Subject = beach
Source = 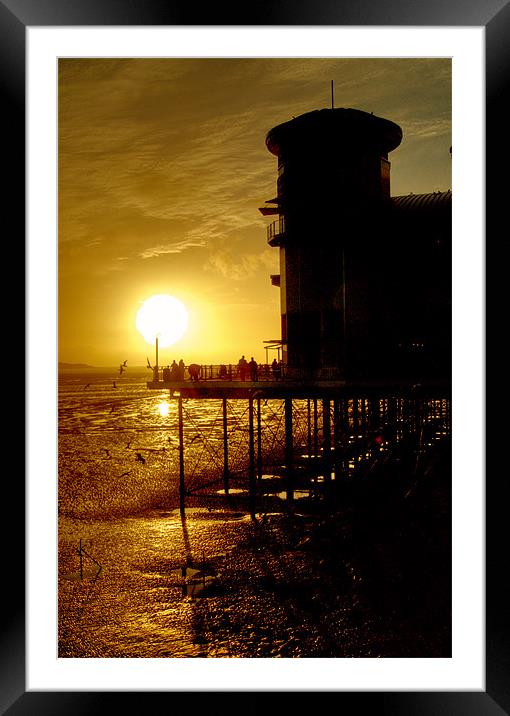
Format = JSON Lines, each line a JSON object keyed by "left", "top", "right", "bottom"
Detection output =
{"left": 58, "top": 368, "right": 451, "bottom": 658}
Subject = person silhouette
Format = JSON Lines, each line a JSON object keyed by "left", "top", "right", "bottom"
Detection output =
{"left": 188, "top": 363, "right": 201, "bottom": 381}
{"left": 248, "top": 357, "right": 258, "bottom": 381}
{"left": 170, "top": 360, "right": 179, "bottom": 381}
{"left": 238, "top": 355, "right": 247, "bottom": 381}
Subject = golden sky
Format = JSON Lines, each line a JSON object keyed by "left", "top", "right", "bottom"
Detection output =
{"left": 58, "top": 58, "right": 451, "bottom": 367}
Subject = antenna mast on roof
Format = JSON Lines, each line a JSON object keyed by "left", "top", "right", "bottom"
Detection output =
{"left": 331, "top": 80, "right": 334, "bottom": 109}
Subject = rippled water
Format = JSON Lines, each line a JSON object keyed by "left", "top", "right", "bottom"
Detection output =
{"left": 58, "top": 368, "right": 451, "bottom": 658}
{"left": 58, "top": 368, "right": 309, "bottom": 658}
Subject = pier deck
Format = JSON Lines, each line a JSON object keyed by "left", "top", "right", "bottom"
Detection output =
{"left": 146, "top": 378, "right": 449, "bottom": 399}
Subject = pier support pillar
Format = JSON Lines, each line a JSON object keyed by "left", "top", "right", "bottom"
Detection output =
{"left": 178, "top": 395, "right": 185, "bottom": 515}
{"left": 333, "top": 399, "right": 341, "bottom": 480}
{"left": 284, "top": 397, "right": 294, "bottom": 502}
{"left": 222, "top": 397, "right": 229, "bottom": 495}
{"left": 322, "top": 399, "right": 332, "bottom": 482}
{"left": 307, "top": 399, "right": 312, "bottom": 461}
{"left": 257, "top": 398, "right": 263, "bottom": 481}
{"left": 313, "top": 398, "right": 319, "bottom": 468}
{"left": 248, "top": 394, "right": 256, "bottom": 518}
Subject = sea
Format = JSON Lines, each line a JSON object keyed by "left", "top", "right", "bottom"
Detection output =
{"left": 57, "top": 366, "right": 319, "bottom": 659}
{"left": 57, "top": 366, "right": 451, "bottom": 660}
{"left": 58, "top": 365, "right": 295, "bottom": 520}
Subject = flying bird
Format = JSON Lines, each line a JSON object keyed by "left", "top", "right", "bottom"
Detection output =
{"left": 119, "top": 471, "right": 131, "bottom": 478}
{"left": 135, "top": 452, "right": 146, "bottom": 464}
{"left": 146, "top": 356, "right": 152, "bottom": 370}
{"left": 84, "top": 383, "right": 91, "bottom": 390}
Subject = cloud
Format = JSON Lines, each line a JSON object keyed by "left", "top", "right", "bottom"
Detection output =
{"left": 400, "top": 116, "right": 451, "bottom": 140}
{"left": 205, "top": 248, "right": 276, "bottom": 281}
{"left": 139, "top": 239, "right": 206, "bottom": 258}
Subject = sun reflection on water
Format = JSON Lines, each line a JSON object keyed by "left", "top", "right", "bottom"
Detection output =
{"left": 157, "top": 401, "right": 170, "bottom": 417}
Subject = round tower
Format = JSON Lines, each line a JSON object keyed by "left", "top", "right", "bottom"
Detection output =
{"left": 264, "top": 108, "right": 403, "bottom": 379}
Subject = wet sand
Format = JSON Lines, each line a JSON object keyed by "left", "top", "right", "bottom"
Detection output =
{"left": 59, "top": 448, "right": 451, "bottom": 659}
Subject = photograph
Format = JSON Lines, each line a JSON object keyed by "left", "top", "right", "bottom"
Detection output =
{"left": 3, "top": 2, "right": 495, "bottom": 712}
{"left": 57, "top": 56, "right": 453, "bottom": 661}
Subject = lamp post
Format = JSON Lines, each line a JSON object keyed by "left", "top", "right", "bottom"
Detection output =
{"left": 153, "top": 333, "right": 160, "bottom": 382}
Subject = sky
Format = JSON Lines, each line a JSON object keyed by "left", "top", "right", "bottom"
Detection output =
{"left": 58, "top": 58, "right": 451, "bottom": 368}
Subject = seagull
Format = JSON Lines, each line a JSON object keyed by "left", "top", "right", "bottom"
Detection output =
{"left": 135, "top": 452, "right": 146, "bottom": 464}
{"left": 119, "top": 471, "right": 131, "bottom": 478}
{"left": 146, "top": 356, "right": 152, "bottom": 370}
{"left": 84, "top": 383, "right": 91, "bottom": 390}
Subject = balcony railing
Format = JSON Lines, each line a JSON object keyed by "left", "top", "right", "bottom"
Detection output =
{"left": 267, "top": 216, "right": 285, "bottom": 244}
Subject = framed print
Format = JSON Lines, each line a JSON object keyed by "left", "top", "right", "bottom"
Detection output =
{"left": 6, "top": 0, "right": 495, "bottom": 713}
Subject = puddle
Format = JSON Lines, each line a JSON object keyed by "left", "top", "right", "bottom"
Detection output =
{"left": 60, "top": 567, "right": 101, "bottom": 581}
{"left": 275, "top": 490, "right": 314, "bottom": 501}
{"left": 215, "top": 488, "right": 247, "bottom": 496}
{"left": 169, "top": 564, "right": 221, "bottom": 598}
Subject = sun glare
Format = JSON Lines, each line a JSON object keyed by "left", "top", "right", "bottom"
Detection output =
{"left": 136, "top": 294, "right": 189, "bottom": 347}
{"left": 157, "top": 402, "right": 170, "bottom": 418}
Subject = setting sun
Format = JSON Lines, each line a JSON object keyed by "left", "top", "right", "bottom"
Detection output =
{"left": 136, "top": 294, "right": 189, "bottom": 347}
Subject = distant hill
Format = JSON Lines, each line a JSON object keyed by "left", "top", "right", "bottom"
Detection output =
{"left": 58, "top": 362, "right": 95, "bottom": 369}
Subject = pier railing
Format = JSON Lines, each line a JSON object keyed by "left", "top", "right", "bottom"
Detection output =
{"left": 150, "top": 362, "right": 288, "bottom": 383}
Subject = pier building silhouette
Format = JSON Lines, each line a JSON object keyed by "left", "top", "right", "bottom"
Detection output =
{"left": 148, "top": 106, "right": 451, "bottom": 516}
{"left": 260, "top": 107, "right": 451, "bottom": 383}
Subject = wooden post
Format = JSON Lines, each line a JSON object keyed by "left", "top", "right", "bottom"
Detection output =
{"left": 387, "top": 397, "right": 397, "bottom": 445}
{"left": 351, "top": 398, "right": 359, "bottom": 433}
{"left": 313, "top": 398, "right": 319, "bottom": 461}
{"left": 333, "top": 399, "right": 340, "bottom": 479}
{"left": 178, "top": 395, "right": 185, "bottom": 515}
{"left": 341, "top": 398, "right": 349, "bottom": 474}
{"left": 285, "top": 397, "right": 294, "bottom": 502}
{"left": 257, "top": 398, "right": 263, "bottom": 481}
{"left": 322, "top": 399, "right": 331, "bottom": 481}
{"left": 360, "top": 398, "right": 367, "bottom": 431}
{"left": 248, "top": 395, "right": 256, "bottom": 518}
{"left": 307, "top": 399, "right": 312, "bottom": 460}
{"left": 222, "top": 397, "right": 229, "bottom": 495}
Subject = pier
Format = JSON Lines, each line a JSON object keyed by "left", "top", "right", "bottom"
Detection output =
{"left": 147, "top": 366, "right": 450, "bottom": 518}
{"left": 147, "top": 106, "right": 452, "bottom": 520}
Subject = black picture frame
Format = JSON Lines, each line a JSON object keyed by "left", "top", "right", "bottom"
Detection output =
{"left": 7, "top": 1, "right": 494, "bottom": 714}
